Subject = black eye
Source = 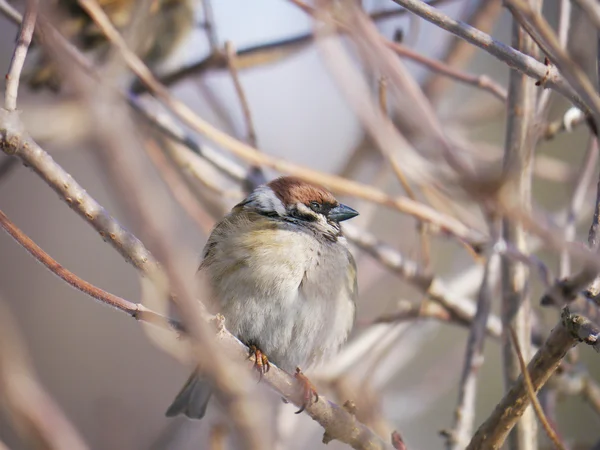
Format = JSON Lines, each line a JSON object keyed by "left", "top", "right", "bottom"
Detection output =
{"left": 309, "top": 201, "right": 321, "bottom": 212}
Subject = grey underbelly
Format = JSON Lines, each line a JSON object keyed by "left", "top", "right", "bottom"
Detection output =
{"left": 220, "top": 295, "right": 330, "bottom": 373}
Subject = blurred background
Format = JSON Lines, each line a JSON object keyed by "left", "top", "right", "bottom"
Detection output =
{"left": 0, "top": 0, "right": 599, "bottom": 449}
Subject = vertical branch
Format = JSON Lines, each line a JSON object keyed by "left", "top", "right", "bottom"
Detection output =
{"left": 445, "top": 249, "right": 498, "bottom": 450}
{"left": 4, "top": 0, "right": 37, "bottom": 110}
{"left": 501, "top": 1, "right": 541, "bottom": 448}
{"left": 225, "top": 41, "right": 258, "bottom": 148}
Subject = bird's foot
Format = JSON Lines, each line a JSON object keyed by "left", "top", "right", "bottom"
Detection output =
{"left": 294, "top": 367, "right": 319, "bottom": 414}
{"left": 248, "top": 345, "right": 270, "bottom": 381}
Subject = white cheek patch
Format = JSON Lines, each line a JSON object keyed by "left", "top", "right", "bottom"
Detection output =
{"left": 246, "top": 186, "right": 286, "bottom": 216}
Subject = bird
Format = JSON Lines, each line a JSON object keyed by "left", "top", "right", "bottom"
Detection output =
{"left": 24, "top": 0, "right": 195, "bottom": 91}
{"left": 165, "top": 176, "right": 359, "bottom": 419}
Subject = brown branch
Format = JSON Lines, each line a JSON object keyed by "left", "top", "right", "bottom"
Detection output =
{"left": 142, "top": 138, "right": 215, "bottom": 235}
{"left": 466, "top": 313, "right": 581, "bottom": 450}
{"left": 385, "top": 39, "right": 507, "bottom": 102}
{"left": 4, "top": 0, "right": 37, "bottom": 111}
{"left": 509, "top": 327, "right": 568, "bottom": 450}
{"left": 388, "top": 0, "right": 584, "bottom": 111}
{"left": 422, "top": 0, "right": 503, "bottom": 104}
{"left": 446, "top": 252, "right": 496, "bottom": 449}
{"left": 501, "top": 2, "right": 541, "bottom": 446}
{"left": 0, "top": 109, "right": 157, "bottom": 272}
{"left": 0, "top": 207, "right": 175, "bottom": 330}
{"left": 225, "top": 41, "right": 258, "bottom": 148}
{"left": 505, "top": 0, "right": 600, "bottom": 125}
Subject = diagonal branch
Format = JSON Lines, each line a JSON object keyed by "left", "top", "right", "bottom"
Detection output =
{"left": 388, "top": 0, "right": 583, "bottom": 110}
{"left": 467, "top": 312, "right": 581, "bottom": 450}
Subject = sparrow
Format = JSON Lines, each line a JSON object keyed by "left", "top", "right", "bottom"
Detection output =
{"left": 25, "top": 0, "right": 194, "bottom": 90}
{"left": 165, "top": 176, "right": 359, "bottom": 419}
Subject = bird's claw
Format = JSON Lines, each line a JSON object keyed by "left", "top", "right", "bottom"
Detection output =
{"left": 294, "top": 367, "right": 318, "bottom": 414}
{"left": 248, "top": 345, "right": 270, "bottom": 381}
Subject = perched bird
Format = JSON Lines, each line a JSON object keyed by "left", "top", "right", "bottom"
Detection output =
{"left": 166, "top": 176, "right": 359, "bottom": 419}
{"left": 25, "top": 0, "right": 194, "bottom": 90}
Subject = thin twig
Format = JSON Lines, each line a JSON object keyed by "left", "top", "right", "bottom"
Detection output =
{"left": 561, "top": 138, "right": 598, "bottom": 277}
{"left": 0, "top": 207, "right": 176, "bottom": 330}
{"left": 143, "top": 138, "right": 215, "bottom": 235}
{"left": 225, "top": 41, "right": 258, "bottom": 148}
{"left": 4, "top": 0, "right": 37, "bottom": 111}
{"left": 446, "top": 251, "right": 497, "bottom": 450}
{"left": 388, "top": 0, "right": 584, "bottom": 110}
{"left": 509, "top": 326, "right": 568, "bottom": 450}
{"left": 201, "top": 0, "right": 218, "bottom": 51}
{"left": 422, "top": 0, "right": 503, "bottom": 104}
{"left": 376, "top": 74, "right": 431, "bottom": 267}
{"left": 385, "top": 39, "right": 507, "bottom": 102}
{"left": 467, "top": 314, "right": 580, "bottom": 450}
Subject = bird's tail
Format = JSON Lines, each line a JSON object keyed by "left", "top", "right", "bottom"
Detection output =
{"left": 165, "top": 372, "right": 213, "bottom": 419}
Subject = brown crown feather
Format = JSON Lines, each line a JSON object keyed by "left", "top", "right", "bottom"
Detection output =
{"left": 268, "top": 177, "right": 338, "bottom": 207}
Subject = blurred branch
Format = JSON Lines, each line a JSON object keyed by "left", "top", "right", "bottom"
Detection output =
{"left": 0, "top": 301, "right": 89, "bottom": 450}
{"left": 4, "top": 0, "right": 37, "bottom": 111}
{"left": 467, "top": 312, "right": 582, "bottom": 450}
{"left": 385, "top": 39, "right": 507, "bottom": 102}
{"left": 505, "top": 0, "right": 600, "bottom": 126}
{"left": 389, "top": 0, "right": 585, "bottom": 111}
{"left": 445, "top": 251, "right": 497, "bottom": 450}
{"left": 0, "top": 0, "right": 22, "bottom": 24}
{"left": 561, "top": 138, "right": 598, "bottom": 277}
{"left": 509, "top": 327, "right": 567, "bottom": 450}
{"left": 142, "top": 138, "right": 215, "bottom": 234}
{"left": 423, "top": 0, "right": 503, "bottom": 104}
{"left": 132, "top": 2, "right": 453, "bottom": 94}
{"left": 201, "top": 0, "right": 218, "bottom": 51}
{"left": 501, "top": 1, "right": 540, "bottom": 447}
{"left": 225, "top": 41, "right": 258, "bottom": 148}
{"left": 571, "top": 0, "right": 600, "bottom": 30}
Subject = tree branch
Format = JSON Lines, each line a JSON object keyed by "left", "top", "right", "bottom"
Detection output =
{"left": 467, "top": 312, "right": 581, "bottom": 450}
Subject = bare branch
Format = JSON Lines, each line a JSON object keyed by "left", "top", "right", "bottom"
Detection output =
{"left": 423, "top": 0, "right": 503, "bottom": 103}
{"left": 467, "top": 314, "right": 581, "bottom": 450}
{"left": 225, "top": 41, "right": 258, "bottom": 148}
{"left": 501, "top": 2, "right": 540, "bottom": 447}
{"left": 509, "top": 327, "right": 567, "bottom": 450}
{"left": 388, "top": 0, "right": 584, "bottom": 110}
{"left": 385, "top": 39, "right": 507, "bottom": 102}
{"left": 446, "top": 252, "right": 497, "bottom": 450}
{"left": 505, "top": 0, "right": 600, "bottom": 125}
{"left": 4, "top": 0, "right": 37, "bottom": 111}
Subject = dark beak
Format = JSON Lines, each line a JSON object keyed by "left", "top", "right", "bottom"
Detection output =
{"left": 329, "top": 203, "right": 359, "bottom": 222}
